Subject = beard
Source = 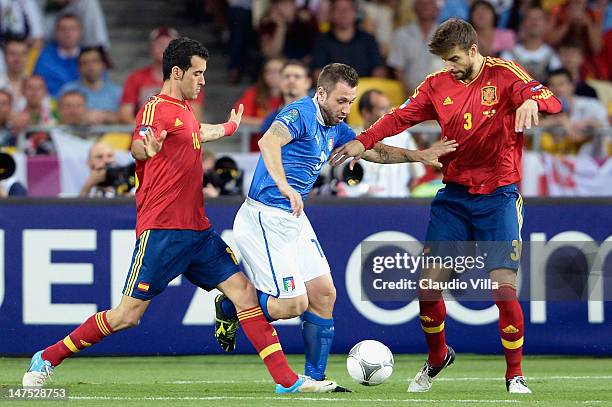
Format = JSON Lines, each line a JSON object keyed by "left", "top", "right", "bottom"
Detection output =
{"left": 319, "top": 102, "right": 340, "bottom": 126}
{"left": 453, "top": 64, "right": 475, "bottom": 81}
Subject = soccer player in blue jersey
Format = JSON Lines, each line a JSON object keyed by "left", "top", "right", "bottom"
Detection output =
{"left": 214, "top": 63, "right": 457, "bottom": 389}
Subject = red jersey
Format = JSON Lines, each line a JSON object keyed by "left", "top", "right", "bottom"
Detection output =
{"left": 131, "top": 94, "right": 210, "bottom": 237}
{"left": 358, "top": 56, "right": 562, "bottom": 194}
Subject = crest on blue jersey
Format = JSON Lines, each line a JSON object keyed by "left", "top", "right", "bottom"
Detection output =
{"left": 279, "top": 109, "right": 300, "bottom": 125}
{"left": 328, "top": 137, "right": 334, "bottom": 151}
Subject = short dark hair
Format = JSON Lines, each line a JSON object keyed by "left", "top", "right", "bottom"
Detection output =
{"left": 469, "top": 0, "right": 498, "bottom": 28}
{"left": 282, "top": 59, "right": 309, "bottom": 75}
{"left": 55, "top": 13, "right": 80, "bottom": 29}
{"left": 546, "top": 68, "right": 573, "bottom": 84}
{"left": 429, "top": 18, "right": 478, "bottom": 56}
{"left": 317, "top": 63, "right": 359, "bottom": 94}
{"left": 3, "top": 34, "right": 27, "bottom": 49}
{"left": 78, "top": 46, "right": 111, "bottom": 68}
{"left": 162, "top": 37, "right": 209, "bottom": 81}
{"left": 558, "top": 38, "right": 584, "bottom": 52}
{"left": 358, "top": 89, "right": 384, "bottom": 114}
{"left": 60, "top": 90, "right": 86, "bottom": 103}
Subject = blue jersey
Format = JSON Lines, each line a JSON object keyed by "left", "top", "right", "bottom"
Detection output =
{"left": 248, "top": 96, "right": 356, "bottom": 211}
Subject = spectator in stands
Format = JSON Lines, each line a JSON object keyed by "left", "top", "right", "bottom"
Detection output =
{"left": 546, "top": 0, "right": 603, "bottom": 63}
{"left": 469, "top": 0, "right": 515, "bottom": 56}
{"left": 501, "top": 6, "right": 562, "bottom": 83}
{"left": 557, "top": 40, "right": 599, "bottom": 99}
{"left": 357, "top": 88, "right": 425, "bottom": 197}
{"left": 234, "top": 56, "right": 284, "bottom": 129}
{"left": 259, "top": 0, "right": 319, "bottom": 62}
{"left": 0, "top": 90, "right": 16, "bottom": 148}
{"left": 387, "top": 0, "right": 445, "bottom": 95}
{"left": 42, "top": 0, "right": 110, "bottom": 50}
{"left": 437, "top": 0, "right": 470, "bottom": 24}
{"left": 595, "top": 29, "right": 612, "bottom": 80}
{"left": 11, "top": 75, "right": 55, "bottom": 133}
{"left": 227, "top": 1, "right": 256, "bottom": 83}
{"left": 60, "top": 46, "right": 120, "bottom": 124}
{"left": 359, "top": 0, "right": 395, "bottom": 58}
{"left": 58, "top": 90, "right": 88, "bottom": 127}
{"left": 33, "top": 14, "right": 81, "bottom": 97}
{"left": 119, "top": 26, "right": 204, "bottom": 124}
{"left": 541, "top": 68, "right": 609, "bottom": 156}
{"left": 202, "top": 150, "right": 220, "bottom": 198}
{"left": 260, "top": 59, "right": 312, "bottom": 133}
{"left": 0, "top": 37, "right": 30, "bottom": 112}
{"left": 79, "top": 141, "right": 117, "bottom": 197}
{"left": 0, "top": 0, "right": 44, "bottom": 51}
{"left": 311, "top": 0, "right": 385, "bottom": 80}
{"left": 505, "top": 0, "right": 541, "bottom": 32}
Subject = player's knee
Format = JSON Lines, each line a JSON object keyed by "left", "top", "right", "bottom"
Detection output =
{"left": 312, "top": 284, "right": 336, "bottom": 308}
{"left": 113, "top": 313, "right": 140, "bottom": 330}
{"left": 285, "top": 296, "right": 309, "bottom": 317}
{"left": 108, "top": 309, "right": 142, "bottom": 331}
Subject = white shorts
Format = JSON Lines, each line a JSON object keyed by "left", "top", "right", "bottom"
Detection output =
{"left": 233, "top": 198, "right": 331, "bottom": 298}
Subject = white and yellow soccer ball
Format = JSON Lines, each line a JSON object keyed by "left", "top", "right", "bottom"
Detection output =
{"left": 346, "top": 340, "right": 394, "bottom": 386}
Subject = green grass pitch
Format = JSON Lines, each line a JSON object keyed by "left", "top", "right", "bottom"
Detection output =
{"left": 1, "top": 354, "right": 610, "bottom": 406}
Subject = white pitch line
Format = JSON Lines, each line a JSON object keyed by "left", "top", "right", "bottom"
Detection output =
{"left": 69, "top": 396, "right": 522, "bottom": 403}
{"left": 161, "top": 375, "right": 612, "bottom": 385}
{"left": 68, "top": 375, "right": 612, "bottom": 386}
{"left": 435, "top": 376, "right": 612, "bottom": 382}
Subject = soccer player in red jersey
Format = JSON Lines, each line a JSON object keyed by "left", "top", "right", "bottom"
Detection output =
{"left": 331, "top": 18, "right": 562, "bottom": 394}
{"left": 23, "top": 37, "right": 336, "bottom": 394}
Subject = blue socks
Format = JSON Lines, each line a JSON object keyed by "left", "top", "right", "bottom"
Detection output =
{"left": 220, "top": 290, "right": 275, "bottom": 322}
{"left": 257, "top": 290, "right": 275, "bottom": 322}
{"left": 302, "top": 311, "right": 334, "bottom": 380}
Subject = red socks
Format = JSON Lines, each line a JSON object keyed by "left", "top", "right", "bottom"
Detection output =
{"left": 42, "top": 311, "right": 114, "bottom": 367}
{"left": 493, "top": 285, "right": 524, "bottom": 379}
{"left": 418, "top": 289, "right": 447, "bottom": 366}
{"left": 238, "top": 306, "right": 298, "bottom": 388}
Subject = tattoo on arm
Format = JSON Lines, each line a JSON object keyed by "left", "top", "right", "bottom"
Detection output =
{"left": 362, "top": 143, "right": 418, "bottom": 163}
{"left": 266, "top": 121, "right": 293, "bottom": 146}
{"left": 200, "top": 123, "right": 224, "bottom": 142}
{"left": 377, "top": 144, "right": 391, "bottom": 162}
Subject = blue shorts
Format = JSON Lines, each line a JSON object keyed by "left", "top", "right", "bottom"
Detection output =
{"left": 424, "top": 183, "right": 524, "bottom": 272}
{"left": 122, "top": 228, "right": 240, "bottom": 300}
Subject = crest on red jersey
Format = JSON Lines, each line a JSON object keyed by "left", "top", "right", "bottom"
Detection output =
{"left": 481, "top": 85, "right": 498, "bottom": 106}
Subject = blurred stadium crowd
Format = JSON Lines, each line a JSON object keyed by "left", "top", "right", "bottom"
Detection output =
{"left": 0, "top": 0, "right": 610, "bottom": 199}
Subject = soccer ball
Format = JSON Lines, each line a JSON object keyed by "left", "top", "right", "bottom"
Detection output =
{"left": 346, "top": 340, "right": 394, "bottom": 386}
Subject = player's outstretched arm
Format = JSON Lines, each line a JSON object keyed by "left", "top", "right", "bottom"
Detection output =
{"left": 131, "top": 127, "right": 167, "bottom": 161}
{"left": 200, "top": 104, "right": 244, "bottom": 142}
{"left": 329, "top": 139, "right": 366, "bottom": 167}
{"left": 258, "top": 121, "right": 303, "bottom": 217}
{"left": 362, "top": 138, "right": 458, "bottom": 167}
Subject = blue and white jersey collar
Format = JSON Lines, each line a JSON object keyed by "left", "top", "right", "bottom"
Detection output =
{"left": 312, "top": 95, "right": 326, "bottom": 127}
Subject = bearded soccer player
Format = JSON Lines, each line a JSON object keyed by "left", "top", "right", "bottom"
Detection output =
{"left": 22, "top": 37, "right": 337, "bottom": 394}
{"left": 213, "top": 63, "right": 457, "bottom": 391}
{"left": 331, "top": 18, "right": 562, "bottom": 394}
